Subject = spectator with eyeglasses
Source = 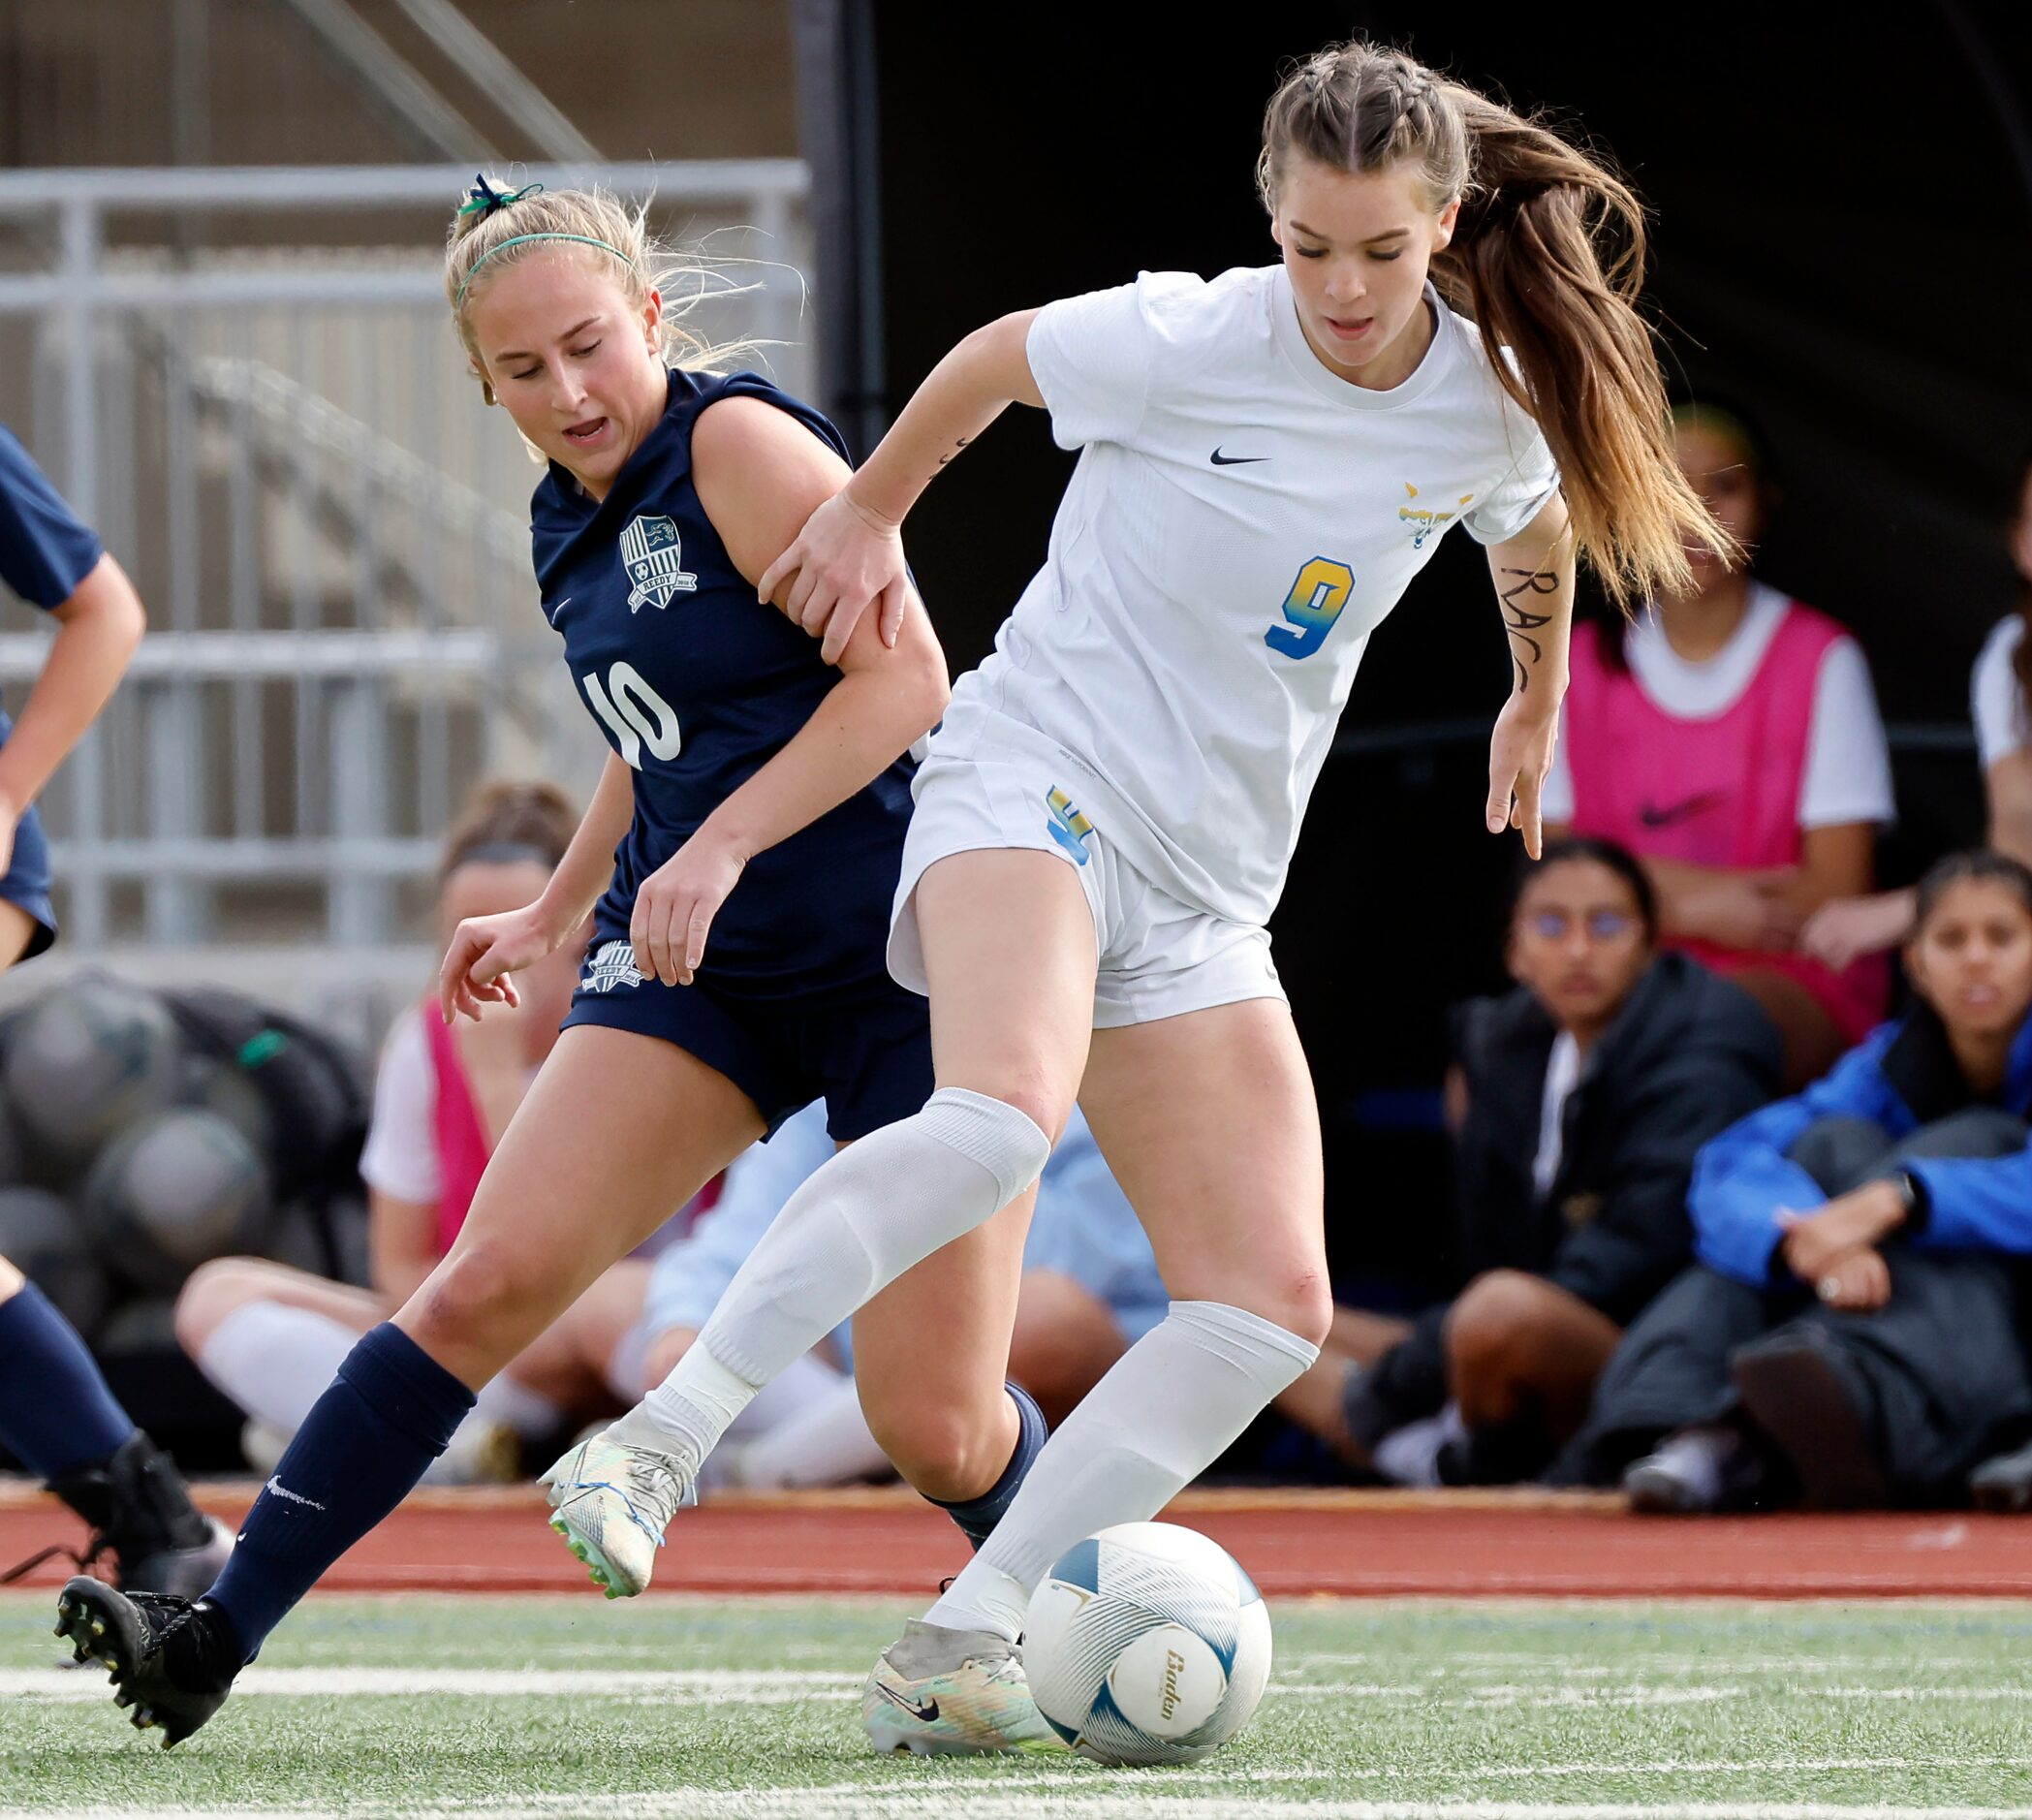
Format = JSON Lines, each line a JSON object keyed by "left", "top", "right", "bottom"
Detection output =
{"left": 1317, "top": 837, "right": 1781, "bottom": 1485}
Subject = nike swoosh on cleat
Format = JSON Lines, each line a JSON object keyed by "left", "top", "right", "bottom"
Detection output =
{"left": 873, "top": 1682, "right": 941, "bottom": 1723}
{"left": 1210, "top": 447, "right": 1267, "bottom": 465}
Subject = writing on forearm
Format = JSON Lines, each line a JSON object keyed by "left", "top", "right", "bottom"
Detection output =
{"left": 1498, "top": 565, "right": 1558, "bottom": 692}
{"left": 932, "top": 433, "right": 973, "bottom": 478}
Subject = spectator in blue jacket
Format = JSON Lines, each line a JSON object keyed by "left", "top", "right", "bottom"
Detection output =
{"left": 1557, "top": 850, "right": 2032, "bottom": 1509}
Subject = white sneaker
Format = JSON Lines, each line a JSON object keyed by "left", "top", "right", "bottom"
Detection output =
{"left": 861, "top": 1619, "right": 1061, "bottom": 1756}
{"left": 540, "top": 1428, "right": 695, "bottom": 1598}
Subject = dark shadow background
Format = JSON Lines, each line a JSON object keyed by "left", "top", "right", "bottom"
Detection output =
{"left": 812, "top": 2, "right": 2032, "bottom": 1301}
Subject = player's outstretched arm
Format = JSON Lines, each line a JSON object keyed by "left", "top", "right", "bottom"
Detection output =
{"left": 621, "top": 396, "right": 952, "bottom": 988}
{"left": 758, "top": 308, "right": 1045, "bottom": 663}
{"left": 1483, "top": 493, "right": 1575, "bottom": 862}
{"left": 0, "top": 553, "right": 144, "bottom": 873}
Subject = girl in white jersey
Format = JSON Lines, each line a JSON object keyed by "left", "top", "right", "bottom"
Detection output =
{"left": 555, "top": 40, "right": 1734, "bottom": 1755}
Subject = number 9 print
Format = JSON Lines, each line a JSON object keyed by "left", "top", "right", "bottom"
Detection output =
{"left": 1264, "top": 558, "right": 1355, "bottom": 662}
{"left": 580, "top": 662, "right": 681, "bottom": 769}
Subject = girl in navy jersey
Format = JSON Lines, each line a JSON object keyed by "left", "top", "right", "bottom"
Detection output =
{"left": 57, "top": 176, "right": 961, "bottom": 1744}
{"left": 571, "top": 41, "right": 1736, "bottom": 1757}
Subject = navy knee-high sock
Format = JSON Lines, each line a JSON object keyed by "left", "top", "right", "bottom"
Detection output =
{"left": 931, "top": 1383, "right": 1048, "bottom": 1551}
{"left": 207, "top": 1324, "right": 474, "bottom": 1662}
{"left": 0, "top": 1283, "right": 135, "bottom": 1478}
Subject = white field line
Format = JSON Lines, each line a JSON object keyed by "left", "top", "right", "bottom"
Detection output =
{"left": 11, "top": 1666, "right": 2032, "bottom": 1710}
{"left": 23, "top": 1800, "right": 2032, "bottom": 1820}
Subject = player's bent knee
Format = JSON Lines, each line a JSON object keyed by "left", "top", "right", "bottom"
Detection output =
{"left": 863, "top": 1389, "right": 1008, "bottom": 1500}
{"left": 402, "top": 1245, "right": 547, "bottom": 1359}
{"left": 173, "top": 1256, "right": 273, "bottom": 1350}
{"left": 1207, "top": 1269, "right": 1333, "bottom": 1351}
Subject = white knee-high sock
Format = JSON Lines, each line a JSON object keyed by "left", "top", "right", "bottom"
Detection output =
{"left": 197, "top": 1301, "right": 360, "bottom": 1435}
{"left": 472, "top": 1369, "right": 564, "bottom": 1441}
{"left": 626, "top": 1088, "right": 1049, "bottom": 1466}
{"left": 722, "top": 1350, "right": 847, "bottom": 1440}
{"left": 726, "top": 1369, "right": 892, "bottom": 1489}
{"left": 925, "top": 1301, "right": 1320, "bottom": 1641}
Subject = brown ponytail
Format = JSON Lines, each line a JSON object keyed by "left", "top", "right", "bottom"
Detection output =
{"left": 1260, "top": 43, "right": 1737, "bottom": 607}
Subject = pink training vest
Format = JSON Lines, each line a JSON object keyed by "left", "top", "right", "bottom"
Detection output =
{"left": 421, "top": 1004, "right": 492, "bottom": 1256}
{"left": 1564, "top": 601, "right": 1888, "bottom": 1044}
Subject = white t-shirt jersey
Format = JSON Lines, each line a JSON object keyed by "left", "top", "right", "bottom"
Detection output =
{"left": 358, "top": 1004, "right": 440, "bottom": 1204}
{"left": 1972, "top": 614, "right": 2026, "bottom": 772}
{"left": 1541, "top": 582, "right": 1894, "bottom": 831}
{"left": 932, "top": 266, "right": 1559, "bottom": 928}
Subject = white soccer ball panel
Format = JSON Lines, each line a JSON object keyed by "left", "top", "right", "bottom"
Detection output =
{"left": 1092, "top": 1521, "right": 1246, "bottom": 1585}
{"left": 1217, "top": 1594, "right": 1274, "bottom": 1737}
{"left": 1106, "top": 1622, "right": 1225, "bottom": 1739}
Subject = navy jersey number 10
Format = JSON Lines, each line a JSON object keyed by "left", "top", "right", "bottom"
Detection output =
{"left": 580, "top": 661, "right": 681, "bottom": 769}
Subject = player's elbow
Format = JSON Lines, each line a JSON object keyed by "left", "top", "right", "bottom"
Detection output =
{"left": 890, "top": 633, "right": 951, "bottom": 737}
{"left": 63, "top": 554, "right": 147, "bottom": 648}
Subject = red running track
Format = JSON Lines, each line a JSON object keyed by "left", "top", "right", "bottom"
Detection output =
{"left": 3, "top": 1484, "right": 2027, "bottom": 1600}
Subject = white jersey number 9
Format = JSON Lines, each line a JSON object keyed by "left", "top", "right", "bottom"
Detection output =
{"left": 580, "top": 662, "right": 682, "bottom": 769}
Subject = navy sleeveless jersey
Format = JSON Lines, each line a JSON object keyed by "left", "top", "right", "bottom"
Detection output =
{"left": 532, "top": 370, "right": 918, "bottom": 1005}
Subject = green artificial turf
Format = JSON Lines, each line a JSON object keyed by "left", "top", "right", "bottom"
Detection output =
{"left": 4, "top": 1592, "right": 2030, "bottom": 1816}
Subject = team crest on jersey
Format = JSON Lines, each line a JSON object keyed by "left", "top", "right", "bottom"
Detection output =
{"left": 620, "top": 515, "right": 700, "bottom": 613}
{"left": 1398, "top": 481, "right": 1476, "bottom": 550}
{"left": 581, "top": 939, "right": 646, "bottom": 994}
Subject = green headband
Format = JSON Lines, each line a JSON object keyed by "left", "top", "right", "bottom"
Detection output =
{"left": 454, "top": 233, "right": 639, "bottom": 308}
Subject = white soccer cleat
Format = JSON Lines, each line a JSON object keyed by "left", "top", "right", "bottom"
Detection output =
{"left": 540, "top": 1428, "right": 695, "bottom": 1599}
{"left": 861, "top": 1618, "right": 1062, "bottom": 1756}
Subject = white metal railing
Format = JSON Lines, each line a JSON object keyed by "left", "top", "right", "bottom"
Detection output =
{"left": 0, "top": 162, "right": 812, "bottom": 953}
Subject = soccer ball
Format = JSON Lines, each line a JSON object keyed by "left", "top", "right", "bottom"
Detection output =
{"left": 1022, "top": 1521, "right": 1272, "bottom": 1765}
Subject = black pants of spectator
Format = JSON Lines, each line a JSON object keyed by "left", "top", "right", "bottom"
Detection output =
{"left": 1549, "top": 1109, "right": 2032, "bottom": 1496}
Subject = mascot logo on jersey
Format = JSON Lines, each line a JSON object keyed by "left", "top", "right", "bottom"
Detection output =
{"left": 1398, "top": 482, "right": 1477, "bottom": 550}
{"left": 620, "top": 515, "right": 700, "bottom": 613}
{"left": 581, "top": 939, "right": 647, "bottom": 994}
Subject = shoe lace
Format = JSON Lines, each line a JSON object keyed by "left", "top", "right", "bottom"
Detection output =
{"left": 567, "top": 1449, "right": 694, "bottom": 1551}
{"left": 0, "top": 1531, "right": 111, "bottom": 1587}
{"left": 141, "top": 1596, "right": 200, "bottom": 1659}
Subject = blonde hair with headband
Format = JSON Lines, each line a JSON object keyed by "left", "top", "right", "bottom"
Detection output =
{"left": 445, "top": 174, "right": 766, "bottom": 405}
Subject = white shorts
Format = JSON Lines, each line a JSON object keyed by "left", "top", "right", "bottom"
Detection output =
{"left": 887, "top": 738, "right": 1285, "bottom": 1031}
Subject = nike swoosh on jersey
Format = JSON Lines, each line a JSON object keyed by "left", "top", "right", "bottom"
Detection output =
{"left": 1639, "top": 791, "right": 1728, "bottom": 829}
{"left": 1209, "top": 447, "right": 1267, "bottom": 465}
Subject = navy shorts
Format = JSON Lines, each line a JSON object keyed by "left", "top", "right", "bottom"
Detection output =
{"left": 1, "top": 800, "right": 56, "bottom": 961}
{"left": 559, "top": 932, "right": 933, "bottom": 1143}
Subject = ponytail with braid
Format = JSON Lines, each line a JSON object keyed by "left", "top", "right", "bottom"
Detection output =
{"left": 1260, "top": 43, "right": 1735, "bottom": 607}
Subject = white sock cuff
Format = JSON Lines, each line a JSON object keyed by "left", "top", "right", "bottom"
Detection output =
{"left": 1167, "top": 1299, "right": 1321, "bottom": 1376}
{"left": 919, "top": 1086, "right": 1052, "bottom": 1206}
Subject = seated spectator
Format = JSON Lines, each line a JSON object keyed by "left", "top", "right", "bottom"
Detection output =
{"left": 175, "top": 782, "right": 646, "bottom": 1478}
{"left": 1545, "top": 401, "right": 1894, "bottom": 1089}
{"left": 1303, "top": 839, "right": 1780, "bottom": 1484}
{"left": 637, "top": 1099, "right": 1164, "bottom": 1488}
{"left": 1804, "top": 444, "right": 2032, "bottom": 967}
{"left": 1562, "top": 850, "right": 2032, "bottom": 1512}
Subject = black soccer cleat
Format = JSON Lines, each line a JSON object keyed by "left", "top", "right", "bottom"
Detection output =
{"left": 44, "top": 1432, "right": 234, "bottom": 1599}
{"left": 53, "top": 1575, "right": 239, "bottom": 1747}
